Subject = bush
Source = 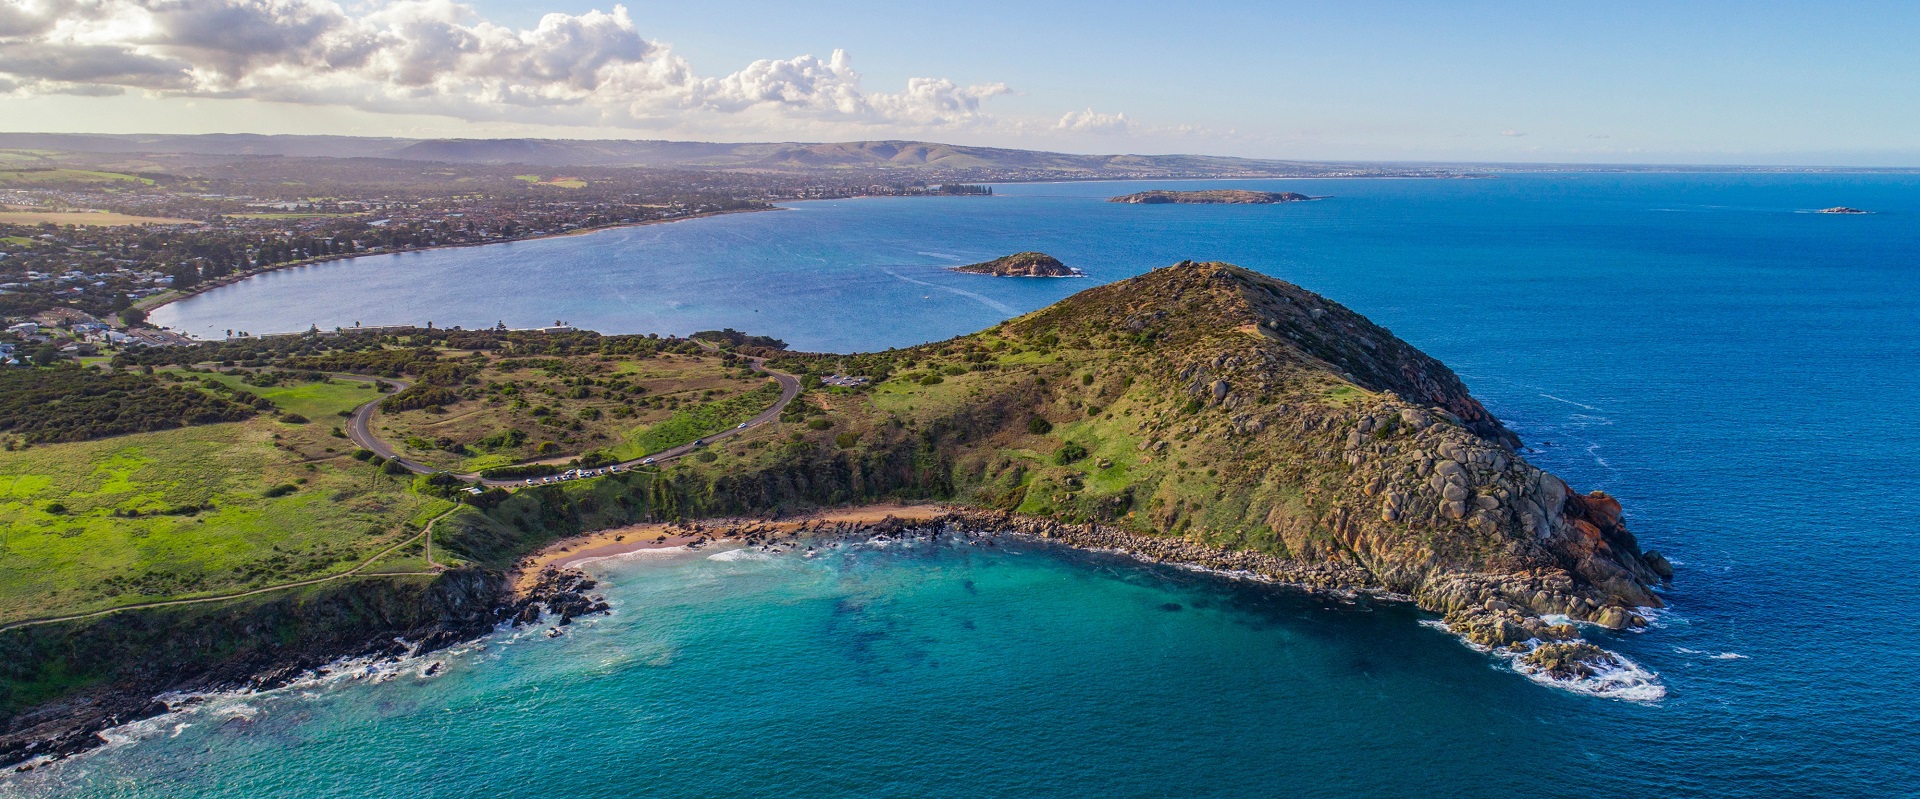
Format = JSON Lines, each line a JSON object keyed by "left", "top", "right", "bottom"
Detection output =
{"left": 44, "top": 502, "right": 66, "bottom": 515}
{"left": 834, "top": 431, "right": 860, "bottom": 449}
{"left": 479, "top": 463, "right": 560, "bottom": 479}
{"left": 1054, "top": 441, "right": 1089, "bottom": 464}
{"left": 278, "top": 413, "right": 310, "bottom": 424}
{"left": 806, "top": 418, "right": 833, "bottom": 430}
{"left": 918, "top": 374, "right": 944, "bottom": 386}
{"left": 262, "top": 484, "right": 298, "bottom": 498}
{"left": 381, "top": 459, "right": 412, "bottom": 476}
{"left": 1027, "top": 417, "right": 1053, "bottom": 435}
{"left": 350, "top": 449, "right": 375, "bottom": 461}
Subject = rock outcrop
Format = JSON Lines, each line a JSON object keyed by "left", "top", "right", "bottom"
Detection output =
{"left": 1109, "top": 190, "right": 1313, "bottom": 204}
{"left": 950, "top": 252, "right": 1082, "bottom": 277}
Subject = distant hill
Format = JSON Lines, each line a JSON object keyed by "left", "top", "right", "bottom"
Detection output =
{"left": 0, "top": 133, "right": 1410, "bottom": 179}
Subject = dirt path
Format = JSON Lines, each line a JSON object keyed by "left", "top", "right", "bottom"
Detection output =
{"left": 0, "top": 507, "right": 459, "bottom": 633}
{"left": 340, "top": 353, "right": 803, "bottom": 488}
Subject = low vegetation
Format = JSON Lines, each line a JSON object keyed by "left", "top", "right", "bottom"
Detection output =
{"left": 0, "top": 365, "right": 258, "bottom": 444}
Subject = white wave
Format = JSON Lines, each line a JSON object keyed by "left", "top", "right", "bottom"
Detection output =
{"left": 1711, "top": 652, "right": 1749, "bottom": 660}
{"left": 1537, "top": 393, "right": 1604, "bottom": 412}
{"left": 571, "top": 545, "right": 694, "bottom": 568}
{"left": 1517, "top": 651, "right": 1667, "bottom": 703}
{"left": 916, "top": 251, "right": 964, "bottom": 261}
{"left": 1425, "top": 616, "right": 1665, "bottom": 703}
{"left": 706, "top": 547, "right": 772, "bottom": 562}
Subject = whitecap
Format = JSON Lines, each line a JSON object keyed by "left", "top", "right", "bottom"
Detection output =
{"left": 1710, "top": 652, "right": 1749, "bottom": 660}
{"left": 706, "top": 547, "right": 771, "bottom": 562}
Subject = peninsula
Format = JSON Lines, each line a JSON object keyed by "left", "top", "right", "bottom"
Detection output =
{"left": 0, "top": 261, "right": 1669, "bottom": 764}
{"left": 1109, "top": 189, "right": 1314, "bottom": 204}
{"left": 949, "top": 251, "right": 1083, "bottom": 277}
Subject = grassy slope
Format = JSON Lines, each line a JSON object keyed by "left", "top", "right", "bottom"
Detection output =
{"left": 0, "top": 376, "right": 446, "bottom": 623}
{"left": 373, "top": 353, "right": 759, "bottom": 470}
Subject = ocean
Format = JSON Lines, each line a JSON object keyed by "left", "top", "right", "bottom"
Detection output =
{"left": 27, "top": 173, "right": 1920, "bottom": 796}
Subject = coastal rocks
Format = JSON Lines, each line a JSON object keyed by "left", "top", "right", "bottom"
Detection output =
{"left": 509, "top": 568, "right": 611, "bottom": 627}
{"left": 1, "top": 568, "right": 506, "bottom": 769}
{"left": 1520, "top": 643, "right": 1618, "bottom": 680}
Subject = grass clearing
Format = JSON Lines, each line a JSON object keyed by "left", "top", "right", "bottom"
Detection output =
{"left": 0, "top": 211, "right": 197, "bottom": 226}
{"left": 0, "top": 375, "right": 440, "bottom": 623}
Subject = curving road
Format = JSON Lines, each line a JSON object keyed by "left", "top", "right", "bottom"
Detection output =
{"left": 343, "top": 356, "right": 802, "bottom": 488}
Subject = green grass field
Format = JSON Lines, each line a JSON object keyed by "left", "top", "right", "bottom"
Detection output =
{"left": 0, "top": 169, "right": 152, "bottom": 187}
{"left": 0, "top": 374, "right": 444, "bottom": 624}
{"left": 617, "top": 381, "right": 783, "bottom": 459}
{"left": 190, "top": 371, "right": 378, "bottom": 421}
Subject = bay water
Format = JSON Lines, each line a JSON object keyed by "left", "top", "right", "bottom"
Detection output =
{"left": 27, "top": 173, "right": 1920, "bottom": 796}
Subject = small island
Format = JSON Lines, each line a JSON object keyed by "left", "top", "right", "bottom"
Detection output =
{"left": 1817, "top": 207, "right": 1870, "bottom": 214}
{"left": 1109, "top": 189, "right": 1313, "bottom": 204}
{"left": 950, "top": 251, "right": 1083, "bottom": 277}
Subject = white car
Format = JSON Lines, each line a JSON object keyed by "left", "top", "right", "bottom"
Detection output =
{"left": 642, "top": 458, "right": 655, "bottom": 465}
{"left": 737, "top": 422, "right": 748, "bottom": 429}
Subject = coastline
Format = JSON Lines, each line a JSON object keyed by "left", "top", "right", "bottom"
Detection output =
{"left": 7, "top": 500, "right": 1655, "bottom": 768}
{"left": 134, "top": 206, "right": 779, "bottom": 329}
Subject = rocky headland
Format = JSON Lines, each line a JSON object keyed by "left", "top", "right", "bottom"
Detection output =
{"left": 1109, "top": 189, "right": 1314, "bottom": 204}
{"left": 949, "top": 251, "right": 1083, "bottom": 277}
{"left": 1816, "top": 206, "right": 1869, "bottom": 214}
{"left": 3, "top": 259, "right": 1674, "bottom": 766}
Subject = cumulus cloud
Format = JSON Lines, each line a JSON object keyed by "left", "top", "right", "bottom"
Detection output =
{"left": 1054, "top": 107, "right": 1130, "bottom": 134}
{"left": 0, "top": 0, "right": 1028, "bottom": 133}
{"left": 1501, "top": 129, "right": 1526, "bottom": 137}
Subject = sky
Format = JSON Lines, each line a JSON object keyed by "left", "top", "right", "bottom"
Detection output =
{"left": 1, "top": 0, "right": 1916, "bottom": 165}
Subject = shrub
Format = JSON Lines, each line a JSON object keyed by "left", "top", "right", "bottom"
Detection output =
{"left": 835, "top": 431, "right": 860, "bottom": 449}
{"left": 479, "top": 463, "right": 559, "bottom": 479}
{"left": 918, "top": 374, "right": 944, "bottom": 386}
{"left": 1027, "top": 417, "right": 1053, "bottom": 435}
{"left": 806, "top": 418, "right": 833, "bottom": 430}
{"left": 381, "top": 459, "right": 412, "bottom": 476}
{"left": 262, "top": 484, "right": 298, "bottom": 498}
{"left": 350, "top": 448, "right": 375, "bottom": 461}
{"left": 1054, "top": 441, "right": 1089, "bottom": 464}
{"left": 279, "top": 413, "right": 310, "bottom": 424}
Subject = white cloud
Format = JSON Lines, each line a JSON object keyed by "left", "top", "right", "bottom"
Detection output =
{"left": 1055, "top": 107, "right": 1130, "bottom": 134}
{"left": 0, "top": 0, "right": 1036, "bottom": 134}
{"left": 1500, "top": 129, "right": 1526, "bottom": 137}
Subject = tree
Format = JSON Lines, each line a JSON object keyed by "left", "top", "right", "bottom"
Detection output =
{"left": 31, "top": 343, "right": 61, "bottom": 366}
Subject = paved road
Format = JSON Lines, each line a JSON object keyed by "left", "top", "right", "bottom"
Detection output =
{"left": 343, "top": 357, "right": 803, "bottom": 488}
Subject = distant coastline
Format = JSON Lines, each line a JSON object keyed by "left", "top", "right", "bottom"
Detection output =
{"left": 137, "top": 206, "right": 777, "bottom": 329}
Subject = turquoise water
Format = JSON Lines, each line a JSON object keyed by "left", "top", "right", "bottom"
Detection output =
{"left": 35, "top": 174, "right": 1920, "bottom": 795}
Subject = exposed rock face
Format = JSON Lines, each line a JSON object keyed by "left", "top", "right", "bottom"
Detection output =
{"left": 950, "top": 252, "right": 1082, "bottom": 277}
{"left": 1109, "top": 190, "right": 1313, "bottom": 204}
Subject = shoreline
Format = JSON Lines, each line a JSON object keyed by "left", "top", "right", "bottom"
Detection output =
{"left": 135, "top": 206, "right": 778, "bottom": 330}
{"left": 7, "top": 501, "right": 1656, "bottom": 768}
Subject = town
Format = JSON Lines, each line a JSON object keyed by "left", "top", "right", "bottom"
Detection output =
{"left": 0, "top": 155, "right": 1004, "bottom": 364}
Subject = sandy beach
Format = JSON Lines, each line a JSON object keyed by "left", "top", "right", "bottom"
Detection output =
{"left": 512, "top": 503, "right": 954, "bottom": 592}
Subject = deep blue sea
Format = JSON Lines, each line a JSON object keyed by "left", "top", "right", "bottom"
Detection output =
{"left": 30, "top": 174, "right": 1918, "bottom": 796}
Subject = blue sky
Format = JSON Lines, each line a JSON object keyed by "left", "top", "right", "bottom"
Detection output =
{"left": 2, "top": 0, "right": 1915, "bottom": 164}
